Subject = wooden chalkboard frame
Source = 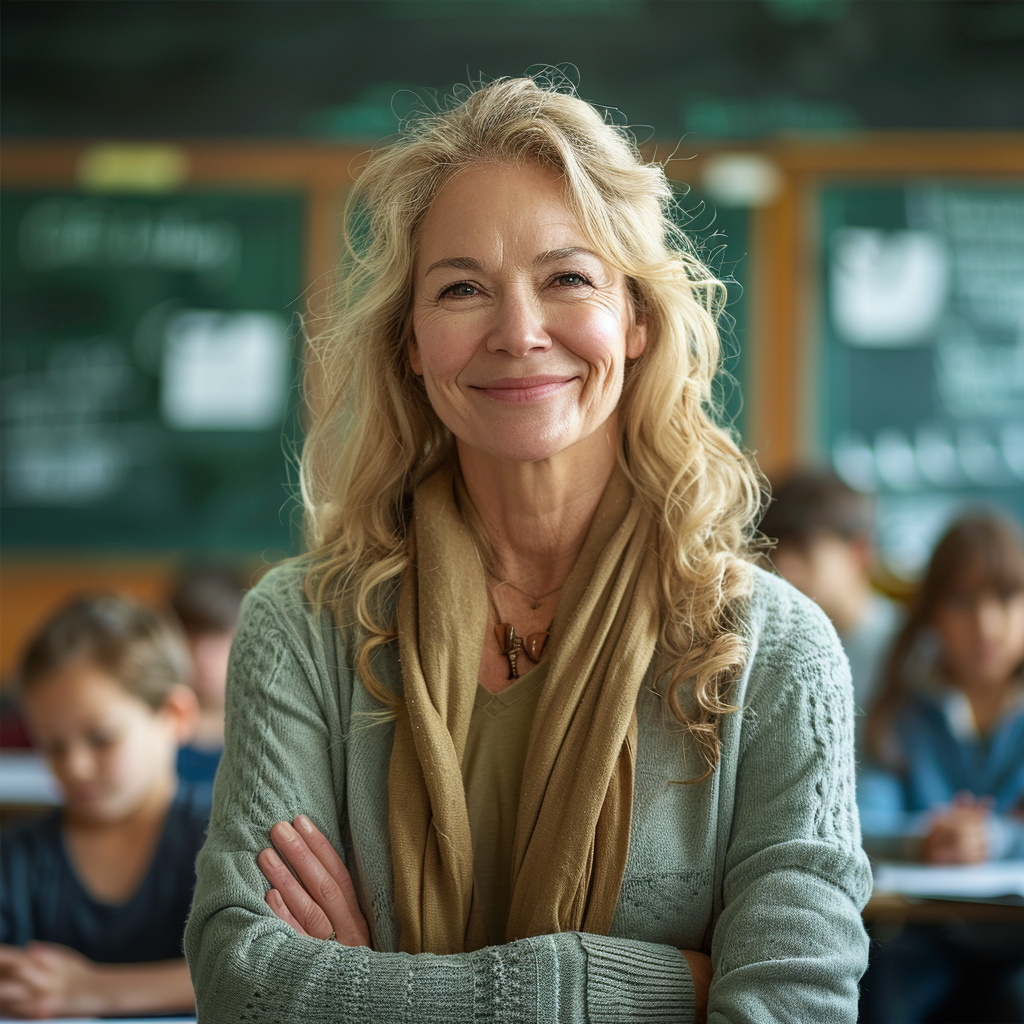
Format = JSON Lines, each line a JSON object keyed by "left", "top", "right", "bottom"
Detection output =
{"left": 696, "top": 133, "right": 1024, "bottom": 476}
{"left": 0, "top": 141, "right": 368, "bottom": 676}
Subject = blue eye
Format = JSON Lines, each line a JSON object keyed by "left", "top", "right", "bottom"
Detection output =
{"left": 438, "top": 281, "right": 479, "bottom": 300}
{"left": 555, "top": 272, "right": 590, "bottom": 288}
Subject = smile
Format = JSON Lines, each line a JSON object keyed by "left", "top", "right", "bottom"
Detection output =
{"left": 471, "top": 375, "right": 576, "bottom": 404}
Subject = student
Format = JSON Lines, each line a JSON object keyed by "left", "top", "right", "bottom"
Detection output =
{"left": 858, "top": 513, "right": 1024, "bottom": 1024}
{"left": 0, "top": 594, "right": 205, "bottom": 1019}
{"left": 761, "top": 468, "right": 902, "bottom": 754}
{"left": 169, "top": 566, "right": 245, "bottom": 804}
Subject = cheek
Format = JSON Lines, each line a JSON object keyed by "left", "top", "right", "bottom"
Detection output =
{"left": 1007, "top": 603, "right": 1024, "bottom": 661}
{"left": 935, "top": 613, "right": 973, "bottom": 660}
{"left": 412, "top": 312, "right": 480, "bottom": 383}
{"left": 567, "top": 304, "right": 628, "bottom": 370}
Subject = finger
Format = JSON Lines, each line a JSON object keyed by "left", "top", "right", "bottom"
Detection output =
{"left": 257, "top": 846, "right": 333, "bottom": 939}
{"left": 265, "top": 888, "right": 310, "bottom": 936}
{"left": 270, "top": 821, "right": 356, "bottom": 941}
{"left": 0, "top": 945, "right": 28, "bottom": 966}
{"left": 293, "top": 815, "right": 369, "bottom": 945}
{"left": 0, "top": 977, "right": 32, "bottom": 1003}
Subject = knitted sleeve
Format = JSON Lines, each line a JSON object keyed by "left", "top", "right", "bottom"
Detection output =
{"left": 707, "top": 590, "right": 872, "bottom": 1024}
{"left": 185, "top": 568, "right": 697, "bottom": 1024}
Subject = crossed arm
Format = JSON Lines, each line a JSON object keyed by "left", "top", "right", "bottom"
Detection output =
{"left": 256, "top": 813, "right": 711, "bottom": 1022}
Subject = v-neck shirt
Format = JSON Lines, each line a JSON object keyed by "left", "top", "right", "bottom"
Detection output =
{"left": 462, "top": 662, "right": 547, "bottom": 946}
{"left": 0, "top": 783, "right": 208, "bottom": 962}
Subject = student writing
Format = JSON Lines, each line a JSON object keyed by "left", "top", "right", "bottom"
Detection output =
{"left": 0, "top": 594, "right": 207, "bottom": 1019}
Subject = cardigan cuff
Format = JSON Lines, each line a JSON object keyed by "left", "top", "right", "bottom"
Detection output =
{"left": 581, "top": 933, "right": 695, "bottom": 1024}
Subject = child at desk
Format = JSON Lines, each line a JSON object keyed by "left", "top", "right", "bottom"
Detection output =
{"left": 858, "top": 513, "right": 1024, "bottom": 1024}
{"left": 0, "top": 594, "right": 206, "bottom": 1019}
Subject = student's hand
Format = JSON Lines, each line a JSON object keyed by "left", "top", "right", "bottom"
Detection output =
{"left": 0, "top": 941, "right": 101, "bottom": 1018}
{"left": 922, "top": 793, "right": 992, "bottom": 864}
{"left": 258, "top": 814, "right": 371, "bottom": 947}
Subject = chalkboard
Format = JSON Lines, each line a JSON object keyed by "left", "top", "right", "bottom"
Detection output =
{"left": 819, "top": 182, "right": 1024, "bottom": 576}
{"left": 1, "top": 190, "right": 305, "bottom": 554}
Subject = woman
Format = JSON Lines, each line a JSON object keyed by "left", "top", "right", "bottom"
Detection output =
{"left": 185, "top": 78, "right": 871, "bottom": 1023}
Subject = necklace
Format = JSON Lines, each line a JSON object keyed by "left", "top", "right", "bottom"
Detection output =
{"left": 488, "top": 576, "right": 564, "bottom": 611}
{"left": 486, "top": 586, "right": 551, "bottom": 680}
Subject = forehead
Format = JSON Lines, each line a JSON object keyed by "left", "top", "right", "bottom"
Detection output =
{"left": 23, "top": 661, "right": 144, "bottom": 728}
{"left": 415, "top": 161, "right": 589, "bottom": 269}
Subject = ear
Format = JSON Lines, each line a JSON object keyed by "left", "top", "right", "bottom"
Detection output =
{"left": 408, "top": 331, "right": 423, "bottom": 376}
{"left": 625, "top": 314, "right": 647, "bottom": 361}
{"left": 159, "top": 683, "right": 201, "bottom": 745}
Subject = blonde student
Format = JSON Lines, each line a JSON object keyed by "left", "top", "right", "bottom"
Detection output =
{"left": 0, "top": 594, "right": 206, "bottom": 1019}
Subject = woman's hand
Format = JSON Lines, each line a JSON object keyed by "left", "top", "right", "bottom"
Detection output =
{"left": 258, "top": 814, "right": 371, "bottom": 947}
{"left": 0, "top": 941, "right": 98, "bottom": 1018}
{"left": 680, "top": 949, "right": 711, "bottom": 1024}
{"left": 922, "top": 793, "right": 992, "bottom": 864}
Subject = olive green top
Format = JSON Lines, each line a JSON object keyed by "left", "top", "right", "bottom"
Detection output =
{"left": 463, "top": 664, "right": 547, "bottom": 945}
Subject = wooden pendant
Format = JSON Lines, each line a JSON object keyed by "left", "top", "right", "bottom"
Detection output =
{"left": 494, "top": 622, "right": 549, "bottom": 680}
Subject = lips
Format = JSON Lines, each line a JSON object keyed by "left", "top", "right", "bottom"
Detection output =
{"left": 471, "top": 375, "right": 576, "bottom": 403}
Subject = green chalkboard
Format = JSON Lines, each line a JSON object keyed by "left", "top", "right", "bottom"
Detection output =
{"left": 1, "top": 190, "right": 305, "bottom": 555}
{"left": 819, "top": 182, "right": 1024, "bottom": 575}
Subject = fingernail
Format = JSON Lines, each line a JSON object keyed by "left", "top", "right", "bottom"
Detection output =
{"left": 263, "top": 848, "right": 282, "bottom": 868}
{"left": 276, "top": 821, "right": 296, "bottom": 842}
{"left": 296, "top": 814, "right": 313, "bottom": 833}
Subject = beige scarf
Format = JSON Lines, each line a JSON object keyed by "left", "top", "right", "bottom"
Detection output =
{"left": 389, "top": 461, "right": 659, "bottom": 954}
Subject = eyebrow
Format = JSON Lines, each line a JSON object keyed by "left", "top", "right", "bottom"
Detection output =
{"left": 423, "top": 247, "right": 602, "bottom": 278}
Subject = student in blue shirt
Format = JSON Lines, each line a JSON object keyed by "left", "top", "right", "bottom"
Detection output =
{"left": 858, "top": 513, "right": 1024, "bottom": 1024}
{"left": 0, "top": 594, "right": 206, "bottom": 1019}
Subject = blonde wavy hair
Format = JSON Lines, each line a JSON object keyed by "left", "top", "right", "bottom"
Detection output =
{"left": 301, "top": 77, "right": 764, "bottom": 777}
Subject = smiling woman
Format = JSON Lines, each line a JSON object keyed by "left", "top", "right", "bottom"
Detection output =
{"left": 185, "top": 77, "right": 871, "bottom": 1024}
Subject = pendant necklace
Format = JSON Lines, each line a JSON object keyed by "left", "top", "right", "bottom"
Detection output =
{"left": 489, "top": 576, "right": 564, "bottom": 611}
{"left": 485, "top": 584, "right": 553, "bottom": 681}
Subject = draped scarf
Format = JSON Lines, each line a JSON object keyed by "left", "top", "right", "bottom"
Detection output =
{"left": 389, "top": 461, "right": 659, "bottom": 953}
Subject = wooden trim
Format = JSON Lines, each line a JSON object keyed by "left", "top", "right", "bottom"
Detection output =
{"left": 747, "top": 174, "right": 802, "bottom": 476}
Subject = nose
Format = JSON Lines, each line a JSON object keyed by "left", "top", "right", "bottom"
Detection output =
{"left": 976, "top": 595, "right": 1006, "bottom": 642}
{"left": 60, "top": 741, "right": 97, "bottom": 785}
{"left": 487, "top": 285, "right": 552, "bottom": 357}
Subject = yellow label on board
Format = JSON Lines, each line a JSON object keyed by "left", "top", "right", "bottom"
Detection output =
{"left": 76, "top": 145, "right": 190, "bottom": 193}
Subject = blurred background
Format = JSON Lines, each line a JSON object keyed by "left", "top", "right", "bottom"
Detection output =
{"left": 2, "top": 0, "right": 1023, "bottom": 680}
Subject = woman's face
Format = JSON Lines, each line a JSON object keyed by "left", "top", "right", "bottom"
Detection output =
{"left": 933, "top": 580, "right": 1024, "bottom": 690}
{"left": 410, "top": 161, "right": 646, "bottom": 465}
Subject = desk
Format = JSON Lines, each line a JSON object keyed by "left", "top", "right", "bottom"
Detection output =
{"left": 865, "top": 860, "right": 1024, "bottom": 924}
{"left": 0, "top": 750, "right": 60, "bottom": 824}
{"left": 864, "top": 892, "right": 1024, "bottom": 924}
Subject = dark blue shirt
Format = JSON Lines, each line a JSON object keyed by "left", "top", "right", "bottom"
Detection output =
{"left": 176, "top": 744, "right": 222, "bottom": 810}
{"left": 0, "top": 784, "right": 208, "bottom": 963}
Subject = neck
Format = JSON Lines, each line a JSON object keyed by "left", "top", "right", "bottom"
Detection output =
{"left": 456, "top": 422, "right": 619, "bottom": 593}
